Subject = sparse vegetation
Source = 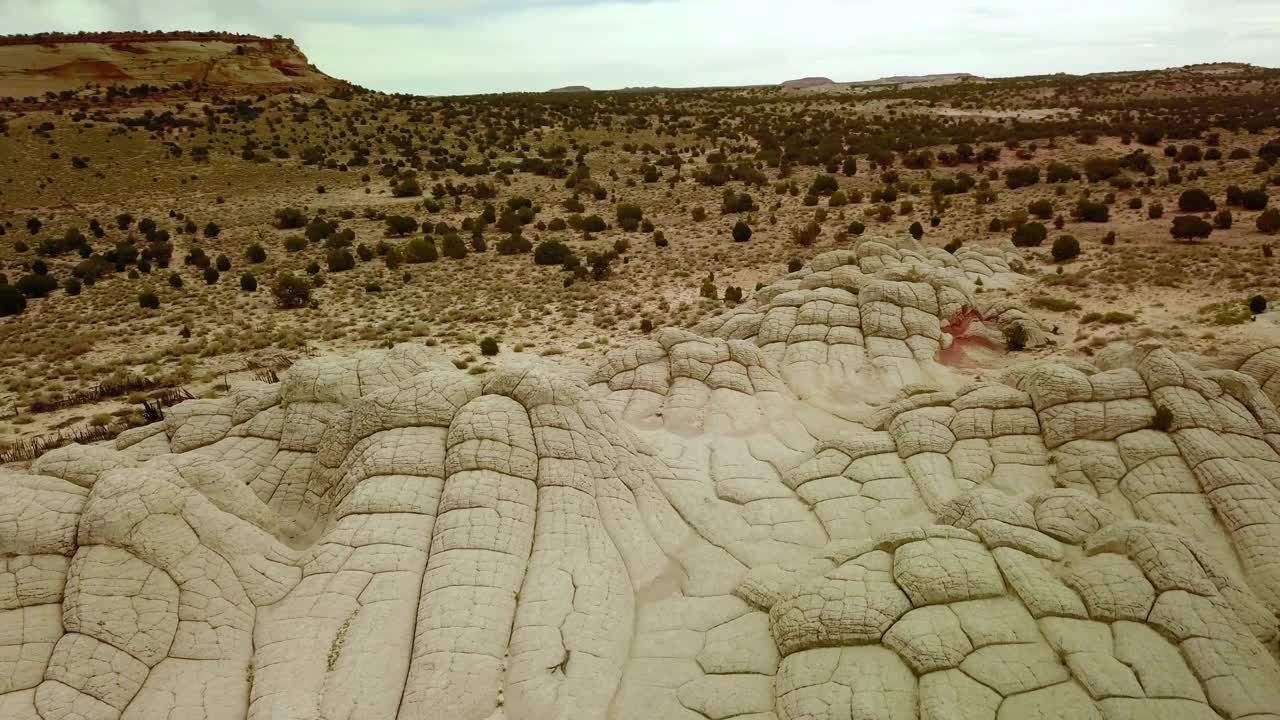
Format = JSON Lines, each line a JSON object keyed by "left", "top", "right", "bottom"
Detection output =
{"left": 3, "top": 50, "right": 1280, "bottom": 444}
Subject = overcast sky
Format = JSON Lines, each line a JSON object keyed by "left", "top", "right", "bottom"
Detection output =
{"left": 3, "top": 0, "right": 1278, "bottom": 95}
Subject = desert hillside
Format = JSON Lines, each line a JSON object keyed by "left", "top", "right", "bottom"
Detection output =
{"left": 0, "top": 31, "right": 339, "bottom": 99}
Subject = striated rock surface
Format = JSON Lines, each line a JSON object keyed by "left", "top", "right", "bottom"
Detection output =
{"left": 3, "top": 236, "right": 1279, "bottom": 720}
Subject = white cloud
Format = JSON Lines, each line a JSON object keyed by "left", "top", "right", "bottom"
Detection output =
{"left": 2, "top": 0, "right": 1278, "bottom": 94}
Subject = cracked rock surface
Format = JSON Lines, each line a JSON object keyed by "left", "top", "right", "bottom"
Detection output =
{"left": 3, "top": 236, "right": 1280, "bottom": 720}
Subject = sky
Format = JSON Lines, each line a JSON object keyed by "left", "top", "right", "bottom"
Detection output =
{"left": 3, "top": 0, "right": 1279, "bottom": 96}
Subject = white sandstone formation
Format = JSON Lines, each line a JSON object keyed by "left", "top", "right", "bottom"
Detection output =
{"left": 2, "top": 236, "right": 1279, "bottom": 720}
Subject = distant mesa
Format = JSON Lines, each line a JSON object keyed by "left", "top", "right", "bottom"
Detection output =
{"left": 0, "top": 31, "right": 341, "bottom": 99}
{"left": 780, "top": 72, "right": 985, "bottom": 92}
{"left": 548, "top": 85, "right": 592, "bottom": 93}
{"left": 780, "top": 76, "right": 833, "bottom": 89}
{"left": 855, "top": 72, "right": 981, "bottom": 86}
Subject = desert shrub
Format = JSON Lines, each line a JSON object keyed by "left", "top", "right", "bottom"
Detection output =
{"left": 548, "top": 217, "right": 567, "bottom": 231}
{"left": 1027, "top": 199, "right": 1054, "bottom": 219}
{"left": 357, "top": 244, "right": 374, "bottom": 262}
{"left": 616, "top": 204, "right": 643, "bottom": 231}
{"left": 721, "top": 191, "right": 754, "bottom": 214}
{"left": 909, "top": 221, "right": 924, "bottom": 240}
{"left": 404, "top": 237, "right": 438, "bottom": 263}
{"left": 16, "top": 273, "right": 57, "bottom": 298}
{"left": 1075, "top": 199, "right": 1109, "bottom": 222}
{"left": 497, "top": 233, "right": 532, "bottom": 255}
{"left": 271, "top": 273, "right": 311, "bottom": 309}
{"left": 327, "top": 249, "right": 355, "bottom": 272}
{"left": 691, "top": 207, "right": 707, "bottom": 222}
{"left": 654, "top": 231, "right": 668, "bottom": 247}
{"left": 1003, "top": 165, "right": 1040, "bottom": 189}
{"left": 1083, "top": 157, "right": 1122, "bottom": 182}
{"left": 0, "top": 284, "right": 27, "bottom": 315}
{"left": 828, "top": 191, "right": 848, "bottom": 207}
{"left": 791, "top": 221, "right": 821, "bottom": 246}
{"left": 305, "top": 218, "right": 334, "bottom": 243}
{"left": 534, "top": 239, "right": 573, "bottom": 266}
{"left": 1242, "top": 189, "right": 1270, "bottom": 211}
{"left": 385, "top": 215, "right": 418, "bottom": 236}
{"left": 1226, "top": 185, "right": 1245, "bottom": 207}
{"left": 139, "top": 290, "right": 160, "bottom": 309}
{"left": 788, "top": 259, "right": 803, "bottom": 273}
{"left": 1052, "top": 235, "right": 1080, "bottom": 262}
{"left": 168, "top": 272, "right": 183, "bottom": 288}
{"left": 586, "top": 250, "right": 616, "bottom": 280}
{"left": 240, "top": 272, "right": 257, "bottom": 291}
{"left": 1178, "top": 189, "right": 1216, "bottom": 212}
{"left": 284, "top": 236, "right": 307, "bottom": 253}
{"left": 1004, "top": 323, "right": 1028, "bottom": 352}
{"left": 203, "top": 222, "right": 220, "bottom": 238}
{"left": 848, "top": 221, "right": 866, "bottom": 236}
{"left": 480, "top": 337, "right": 500, "bottom": 356}
{"left": 809, "top": 174, "right": 839, "bottom": 196}
{"left": 944, "top": 239, "right": 963, "bottom": 254}
{"left": 1250, "top": 295, "right": 1268, "bottom": 314}
{"left": 1011, "top": 222, "right": 1048, "bottom": 247}
{"left": 931, "top": 177, "right": 960, "bottom": 195}
{"left": 1177, "top": 145, "right": 1203, "bottom": 162}
{"left": 1258, "top": 209, "right": 1280, "bottom": 234}
{"left": 732, "top": 220, "right": 753, "bottom": 243}
{"left": 274, "top": 207, "right": 306, "bottom": 229}
{"left": 1171, "top": 215, "right": 1214, "bottom": 241}
{"left": 306, "top": 261, "right": 321, "bottom": 275}
{"left": 246, "top": 243, "right": 267, "bottom": 263}
{"left": 215, "top": 254, "right": 231, "bottom": 272}
{"left": 580, "top": 215, "right": 606, "bottom": 233}
{"left": 1148, "top": 203, "right": 1164, "bottom": 219}
{"left": 63, "top": 277, "right": 81, "bottom": 296}
{"left": 1214, "top": 209, "right": 1233, "bottom": 229}
{"left": 203, "top": 267, "right": 220, "bottom": 285}
{"left": 392, "top": 177, "right": 422, "bottom": 198}
{"left": 1029, "top": 295, "right": 1081, "bottom": 312}
{"left": 384, "top": 246, "right": 403, "bottom": 269}
{"left": 1152, "top": 405, "right": 1174, "bottom": 431}
{"left": 441, "top": 233, "right": 468, "bottom": 259}
{"left": 700, "top": 277, "right": 717, "bottom": 300}
{"left": 1046, "top": 162, "right": 1079, "bottom": 183}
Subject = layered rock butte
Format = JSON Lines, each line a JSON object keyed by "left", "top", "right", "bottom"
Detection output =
{"left": 3, "top": 236, "right": 1280, "bottom": 720}
{"left": 0, "top": 32, "right": 338, "bottom": 98}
